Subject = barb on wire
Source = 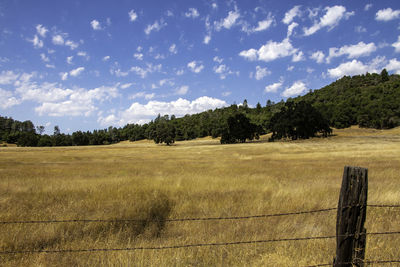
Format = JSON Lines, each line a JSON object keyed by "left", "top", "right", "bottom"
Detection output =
{"left": 0, "top": 207, "right": 337, "bottom": 225}
{"left": 367, "top": 204, "right": 400, "bottom": 208}
{"left": 1, "top": 230, "right": 399, "bottom": 255}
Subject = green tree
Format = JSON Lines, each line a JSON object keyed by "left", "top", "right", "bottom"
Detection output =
{"left": 220, "top": 113, "right": 260, "bottom": 144}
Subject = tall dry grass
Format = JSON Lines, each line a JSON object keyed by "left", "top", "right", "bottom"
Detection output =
{"left": 0, "top": 126, "right": 399, "bottom": 266}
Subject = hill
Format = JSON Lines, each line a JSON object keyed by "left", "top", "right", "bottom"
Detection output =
{"left": 1, "top": 70, "right": 400, "bottom": 146}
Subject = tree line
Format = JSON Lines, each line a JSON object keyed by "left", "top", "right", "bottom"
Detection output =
{"left": 1, "top": 69, "right": 399, "bottom": 147}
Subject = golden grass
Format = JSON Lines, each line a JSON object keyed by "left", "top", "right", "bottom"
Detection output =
{"left": 1, "top": 126, "right": 400, "bottom": 266}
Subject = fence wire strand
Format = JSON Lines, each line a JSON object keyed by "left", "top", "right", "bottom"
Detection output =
{"left": 1, "top": 231, "right": 399, "bottom": 255}
{"left": 1, "top": 203, "right": 398, "bottom": 225}
{"left": 305, "top": 260, "right": 400, "bottom": 267}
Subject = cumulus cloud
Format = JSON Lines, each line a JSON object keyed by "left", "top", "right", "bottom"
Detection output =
{"left": 393, "top": 36, "right": 400, "bottom": 53}
{"left": 52, "top": 34, "right": 64, "bottom": 45}
{"left": 65, "top": 40, "right": 79, "bottom": 50}
{"left": 98, "top": 96, "right": 227, "bottom": 126}
{"left": 327, "top": 56, "right": 386, "bottom": 78}
{"left": 287, "top": 22, "right": 298, "bottom": 38}
{"left": 0, "top": 70, "right": 19, "bottom": 84}
{"left": 69, "top": 67, "right": 85, "bottom": 77}
{"left": 175, "top": 85, "right": 189, "bottom": 95}
{"left": 102, "top": 56, "right": 110, "bottom": 61}
{"left": 304, "top": 5, "right": 354, "bottom": 36}
{"left": 310, "top": 51, "right": 325, "bottom": 63}
{"left": 187, "top": 60, "right": 204, "bottom": 73}
{"left": 254, "top": 66, "right": 271, "bottom": 80}
{"left": 203, "top": 35, "right": 211, "bottom": 44}
{"left": 239, "top": 38, "right": 298, "bottom": 62}
{"left": 144, "top": 19, "right": 167, "bottom": 35}
{"left": 0, "top": 89, "right": 21, "bottom": 109}
{"left": 292, "top": 51, "right": 305, "bottom": 62}
{"left": 129, "top": 9, "right": 138, "bottom": 22}
{"left": 213, "top": 64, "right": 236, "bottom": 79}
{"left": 169, "top": 43, "right": 177, "bottom": 54}
{"left": 215, "top": 9, "right": 240, "bottom": 31}
{"left": 40, "top": 53, "right": 50, "bottom": 62}
{"left": 36, "top": 24, "right": 48, "bottom": 37}
{"left": 90, "top": 19, "right": 102, "bottom": 30}
{"left": 282, "top": 81, "right": 307, "bottom": 97}
{"left": 283, "top": 5, "right": 302, "bottom": 24}
{"left": 375, "top": 8, "right": 400, "bottom": 21}
{"left": 364, "top": 4, "right": 372, "bottom": 11}
{"left": 60, "top": 72, "right": 68, "bottom": 81}
{"left": 385, "top": 58, "right": 400, "bottom": 74}
{"left": 326, "top": 41, "right": 377, "bottom": 63}
{"left": 29, "top": 35, "right": 43, "bottom": 48}
{"left": 265, "top": 81, "right": 283, "bottom": 93}
{"left": 185, "top": 8, "right": 199, "bottom": 18}
{"left": 133, "top": 53, "right": 143, "bottom": 60}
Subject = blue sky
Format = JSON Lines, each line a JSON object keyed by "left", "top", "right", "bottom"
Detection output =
{"left": 1, "top": 0, "right": 400, "bottom": 133}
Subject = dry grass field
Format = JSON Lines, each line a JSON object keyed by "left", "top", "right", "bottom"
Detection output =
{"left": 1, "top": 126, "right": 399, "bottom": 266}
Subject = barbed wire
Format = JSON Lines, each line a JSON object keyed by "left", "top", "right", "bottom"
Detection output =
{"left": 1, "top": 231, "right": 399, "bottom": 255}
{"left": 304, "top": 259, "right": 400, "bottom": 267}
{"left": 1, "top": 203, "right": 398, "bottom": 225}
{"left": 0, "top": 207, "right": 337, "bottom": 225}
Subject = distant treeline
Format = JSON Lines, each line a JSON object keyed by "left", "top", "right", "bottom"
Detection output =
{"left": 1, "top": 69, "right": 400, "bottom": 147}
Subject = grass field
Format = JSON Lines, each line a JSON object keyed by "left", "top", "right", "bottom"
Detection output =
{"left": 1, "top": 126, "right": 399, "bottom": 266}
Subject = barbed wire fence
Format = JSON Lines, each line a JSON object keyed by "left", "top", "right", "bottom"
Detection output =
{"left": 1, "top": 204, "right": 399, "bottom": 265}
{"left": 1, "top": 167, "right": 400, "bottom": 266}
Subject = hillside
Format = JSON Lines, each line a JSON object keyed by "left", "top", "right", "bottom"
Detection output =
{"left": 1, "top": 71, "right": 400, "bottom": 147}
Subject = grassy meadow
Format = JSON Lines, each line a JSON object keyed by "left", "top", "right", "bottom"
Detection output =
{"left": 1, "top": 126, "right": 400, "bottom": 266}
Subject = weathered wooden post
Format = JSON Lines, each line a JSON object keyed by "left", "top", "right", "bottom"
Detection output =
{"left": 334, "top": 166, "right": 368, "bottom": 266}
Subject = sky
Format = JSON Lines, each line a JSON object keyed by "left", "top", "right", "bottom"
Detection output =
{"left": 1, "top": 0, "right": 400, "bottom": 134}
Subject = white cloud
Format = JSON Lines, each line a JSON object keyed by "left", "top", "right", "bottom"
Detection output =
{"left": 364, "top": 4, "right": 372, "bottom": 11}
{"left": 203, "top": 35, "right": 211, "bottom": 44}
{"left": 144, "top": 19, "right": 167, "bottom": 35}
{"left": 0, "top": 70, "right": 19, "bottom": 84}
{"left": 98, "top": 96, "right": 227, "bottom": 126}
{"left": 129, "top": 9, "right": 138, "bottom": 22}
{"left": 386, "top": 58, "right": 400, "bottom": 74}
{"left": 240, "top": 38, "right": 298, "bottom": 62}
{"left": 376, "top": 8, "right": 400, "bottom": 21}
{"left": 69, "top": 67, "right": 85, "bottom": 77}
{"left": 129, "top": 91, "right": 155, "bottom": 100}
{"left": 0, "top": 89, "right": 20, "bottom": 109}
{"left": 65, "top": 40, "right": 79, "bottom": 50}
{"left": 185, "top": 8, "right": 199, "bottom": 18}
{"left": 187, "top": 60, "right": 204, "bottom": 73}
{"left": 52, "top": 34, "right": 64, "bottom": 45}
{"left": 176, "top": 69, "right": 184, "bottom": 76}
{"left": 102, "top": 56, "right": 110, "bottom": 61}
{"left": 120, "top": 83, "right": 133, "bottom": 89}
{"left": 283, "top": 5, "right": 301, "bottom": 24}
{"left": 213, "top": 56, "right": 223, "bottom": 63}
{"left": 35, "top": 86, "right": 119, "bottom": 117}
{"left": 355, "top": 26, "right": 367, "bottom": 33}
{"left": 66, "top": 56, "right": 73, "bottom": 64}
{"left": 212, "top": 3, "right": 218, "bottom": 9}
{"left": 287, "top": 22, "right": 298, "bottom": 37}
{"left": 292, "top": 51, "right": 304, "bottom": 62}
{"left": 215, "top": 9, "right": 240, "bottom": 31}
{"left": 254, "top": 66, "right": 271, "bottom": 80}
{"left": 326, "top": 41, "right": 377, "bottom": 63}
{"left": 213, "top": 64, "right": 235, "bottom": 79}
{"left": 169, "top": 43, "right": 177, "bottom": 54}
{"left": 221, "top": 91, "right": 231, "bottom": 97}
{"left": 287, "top": 66, "right": 294, "bottom": 71}
{"left": 393, "top": 36, "right": 400, "bottom": 53}
{"left": 265, "top": 81, "right": 283, "bottom": 93}
{"left": 253, "top": 18, "right": 274, "bottom": 32}
{"left": 175, "top": 85, "right": 189, "bottom": 95}
{"left": 36, "top": 24, "right": 48, "bottom": 37}
{"left": 40, "top": 53, "right": 50, "bottom": 62}
{"left": 327, "top": 57, "right": 386, "bottom": 78}
{"left": 29, "top": 35, "right": 43, "bottom": 48}
{"left": 310, "top": 51, "right": 325, "bottom": 63}
{"left": 282, "top": 81, "right": 307, "bottom": 97}
{"left": 91, "top": 19, "right": 102, "bottom": 30}
{"left": 239, "top": 48, "right": 258, "bottom": 61}
{"left": 60, "top": 72, "right": 68, "bottom": 81}
{"left": 45, "top": 64, "right": 55, "bottom": 69}
{"left": 304, "top": 5, "right": 354, "bottom": 36}
{"left": 134, "top": 53, "right": 143, "bottom": 60}
{"left": 77, "top": 51, "right": 89, "bottom": 60}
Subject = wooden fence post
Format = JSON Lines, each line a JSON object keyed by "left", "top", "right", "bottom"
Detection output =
{"left": 334, "top": 166, "right": 368, "bottom": 267}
